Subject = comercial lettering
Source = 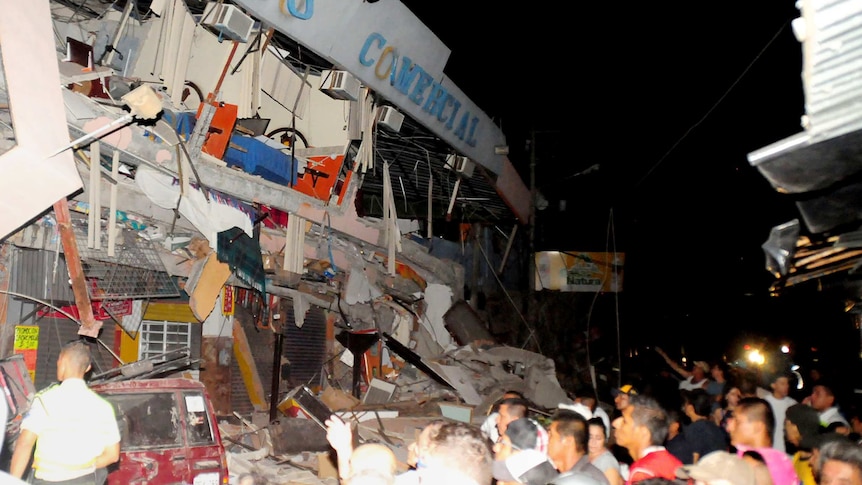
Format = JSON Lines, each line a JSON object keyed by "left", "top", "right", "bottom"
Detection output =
{"left": 358, "top": 32, "right": 478, "bottom": 147}
{"left": 279, "top": 0, "right": 313, "bottom": 20}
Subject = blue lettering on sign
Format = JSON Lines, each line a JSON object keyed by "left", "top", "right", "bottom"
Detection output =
{"left": 358, "top": 32, "right": 478, "bottom": 147}
{"left": 279, "top": 0, "right": 313, "bottom": 20}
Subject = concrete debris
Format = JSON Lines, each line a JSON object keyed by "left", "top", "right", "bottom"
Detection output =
{"left": 219, "top": 343, "right": 574, "bottom": 483}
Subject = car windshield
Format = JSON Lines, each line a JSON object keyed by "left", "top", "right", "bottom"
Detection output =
{"left": 105, "top": 392, "right": 183, "bottom": 449}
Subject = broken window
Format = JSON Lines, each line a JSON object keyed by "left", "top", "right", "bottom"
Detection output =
{"left": 107, "top": 392, "right": 182, "bottom": 449}
{"left": 183, "top": 391, "right": 216, "bottom": 445}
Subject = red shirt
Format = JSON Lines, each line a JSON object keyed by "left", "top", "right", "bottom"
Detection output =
{"left": 627, "top": 447, "right": 683, "bottom": 484}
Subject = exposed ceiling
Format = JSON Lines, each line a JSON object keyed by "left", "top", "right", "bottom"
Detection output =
{"left": 52, "top": 0, "right": 521, "bottom": 233}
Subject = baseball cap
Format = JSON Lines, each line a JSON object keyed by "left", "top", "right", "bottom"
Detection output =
{"left": 492, "top": 449, "right": 559, "bottom": 485}
{"left": 676, "top": 451, "right": 755, "bottom": 485}
{"left": 611, "top": 384, "right": 638, "bottom": 397}
{"left": 505, "top": 418, "right": 542, "bottom": 451}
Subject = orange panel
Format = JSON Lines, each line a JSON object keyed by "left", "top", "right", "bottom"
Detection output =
{"left": 196, "top": 100, "right": 237, "bottom": 160}
{"left": 292, "top": 154, "right": 345, "bottom": 202}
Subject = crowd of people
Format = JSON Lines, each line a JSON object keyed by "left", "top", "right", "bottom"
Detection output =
{"left": 323, "top": 347, "right": 862, "bottom": 485}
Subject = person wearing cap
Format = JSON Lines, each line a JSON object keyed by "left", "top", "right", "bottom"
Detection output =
{"left": 492, "top": 418, "right": 559, "bottom": 485}
{"left": 726, "top": 397, "right": 798, "bottom": 485}
{"left": 763, "top": 370, "right": 798, "bottom": 454}
{"left": 610, "top": 384, "right": 638, "bottom": 474}
{"left": 544, "top": 410, "right": 610, "bottom": 484}
{"left": 785, "top": 403, "right": 822, "bottom": 485}
{"left": 613, "top": 385, "right": 638, "bottom": 412}
{"left": 654, "top": 347, "right": 710, "bottom": 391}
{"left": 676, "top": 450, "right": 759, "bottom": 485}
{"left": 611, "top": 394, "right": 681, "bottom": 483}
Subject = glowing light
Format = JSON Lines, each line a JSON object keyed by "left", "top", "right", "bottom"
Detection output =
{"left": 791, "top": 364, "right": 800, "bottom": 371}
{"left": 780, "top": 345, "right": 790, "bottom": 354}
{"left": 747, "top": 349, "right": 765, "bottom": 366}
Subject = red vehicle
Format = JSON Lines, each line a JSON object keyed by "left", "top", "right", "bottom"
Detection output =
{"left": 91, "top": 378, "right": 229, "bottom": 485}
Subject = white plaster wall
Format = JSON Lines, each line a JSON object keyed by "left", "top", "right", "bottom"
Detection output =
{"left": 201, "top": 293, "right": 233, "bottom": 337}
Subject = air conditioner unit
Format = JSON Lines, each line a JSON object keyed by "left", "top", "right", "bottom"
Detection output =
{"left": 320, "top": 70, "right": 361, "bottom": 101}
{"left": 444, "top": 154, "right": 475, "bottom": 178}
{"left": 375, "top": 106, "right": 404, "bottom": 133}
{"left": 201, "top": 2, "right": 255, "bottom": 43}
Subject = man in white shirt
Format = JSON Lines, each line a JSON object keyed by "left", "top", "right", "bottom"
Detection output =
{"left": 807, "top": 380, "right": 850, "bottom": 435}
{"left": 480, "top": 390, "right": 525, "bottom": 444}
{"left": 763, "top": 371, "right": 797, "bottom": 453}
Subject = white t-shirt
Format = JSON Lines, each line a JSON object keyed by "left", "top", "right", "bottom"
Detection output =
{"left": 678, "top": 376, "right": 708, "bottom": 391}
{"left": 764, "top": 394, "right": 797, "bottom": 453}
{"left": 480, "top": 412, "right": 500, "bottom": 443}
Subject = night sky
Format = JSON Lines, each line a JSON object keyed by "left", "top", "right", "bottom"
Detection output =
{"left": 401, "top": 2, "right": 860, "bottom": 373}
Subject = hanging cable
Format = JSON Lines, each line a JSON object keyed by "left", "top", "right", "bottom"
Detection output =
{"left": 475, "top": 237, "right": 541, "bottom": 353}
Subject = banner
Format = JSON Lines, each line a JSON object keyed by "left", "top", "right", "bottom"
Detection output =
{"left": 14, "top": 325, "right": 39, "bottom": 381}
{"left": 535, "top": 251, "right": 625, "bottom": 292}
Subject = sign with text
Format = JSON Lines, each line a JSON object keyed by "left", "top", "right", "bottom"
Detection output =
{"left": 534, "top": 252, "right": 625, "bottom": 293}
{"left": 13, "top": 325, "right": 39, "bottom": 381}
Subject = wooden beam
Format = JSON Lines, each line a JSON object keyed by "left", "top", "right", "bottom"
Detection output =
{"left": 53, "top": 200, "right": 100, "bottom": 337}
{"left": 232, "top": 318, "right": 267, "bottom": 412}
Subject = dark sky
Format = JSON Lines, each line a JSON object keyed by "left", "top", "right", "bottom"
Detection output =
{"left": 400, "top": 3, "right": 856, "bottom": 369}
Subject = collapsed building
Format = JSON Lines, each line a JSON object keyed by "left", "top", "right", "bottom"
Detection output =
{"left": 0, "top": 1, "right": 575, "bottom": 482}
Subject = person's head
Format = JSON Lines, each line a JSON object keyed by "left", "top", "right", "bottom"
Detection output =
{"left": 768, "top": 371, "right": 792, "bottom": 399}
{"left": 692, "top": 361, "right": 710, "bottom": 382}
{"left": 811, "top": 382, "right": 838, "bottom": 412}
{"left": 727, "top": 397, "right": 775, "bottom": 448}
{"left": 818, "top": 439, "right": 862, "bottom": 485}
{"left": 574, "top": 385, "right": 598, "bottom": 412}
{"left": 496, "top": 397, "right": 528, "bottom": 436}
{"left": 420, "top": 422, "right": 493, "bottom": 485}
{"left": 676, "top": 450, "right": 757, "bottom": 485}
{"left": 723, "top": 386, "right": 742, "bottom": 409}
{"left": 785, "top": 403, "right": 823, "bottom": 451}
{"left": 666, "top": 409, "right": 682, "bottom": 440}
{"left": 493, "top": 417, "right": 541, "bottom": 460}
{"left": 812, "top": 433, "right": 852, "bottom": 482}
{"left": 612, "top": 395, "right": 669, "bottom": 458}
{"left": 57, "top": 339, "right": 92, "bottom": 381}
{"left": 407, "top": 419, "right": 445, "bottom": 467}
{"left": 586, "top": 417, "right": 608, "bottom": 456}
{"left": 350, "top": 443, "right": 397, "bottom": 478}
{"left": 547, "top": 409, "right": 589, "bottom": 468}
{"left": 612, "top": 384, "right": 638, "bottom": 411}
{"left": 682, "top": 389, "right": 713, "bottom": 419}
{"left": 738, "top": 373, "right": 760, "bottom": 398}
{"left": 711, "top": 361, "right": 728, "bottom": 382}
